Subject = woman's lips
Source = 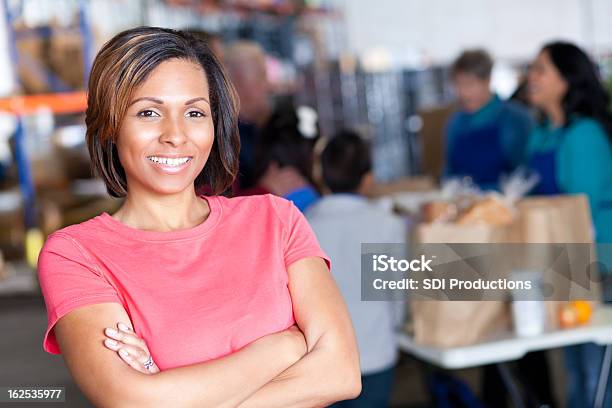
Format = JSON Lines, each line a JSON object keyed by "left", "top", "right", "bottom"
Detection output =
{"left": 146, "top": 156, "right": 193, "bottom": 174}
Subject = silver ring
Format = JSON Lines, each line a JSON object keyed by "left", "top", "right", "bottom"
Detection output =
{"left": 143, "top": 356, "right": 154, "bottom": 371}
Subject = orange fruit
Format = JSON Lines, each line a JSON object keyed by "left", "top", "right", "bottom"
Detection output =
{"left": 571, "top": 301, "right": 593, "bottom": 325}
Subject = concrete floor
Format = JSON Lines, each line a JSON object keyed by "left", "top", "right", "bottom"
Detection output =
{"left": 0, "top": 295, "right": 90, "bottom": 407}
{"left": 0, "top": 294, "right": 566, "bottom": 408}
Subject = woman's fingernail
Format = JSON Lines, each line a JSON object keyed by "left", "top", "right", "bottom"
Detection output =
{"left": 105, "top": 339, "right": 118, "bottom": 347}
{"left": 119, "top": 349, "right": 129, "bottom": 358}
{"left": 118, "top": 323, "right": 131, "bottom": 332}
{"left": 105, "top": 328, "right": 119, "bottom": 337}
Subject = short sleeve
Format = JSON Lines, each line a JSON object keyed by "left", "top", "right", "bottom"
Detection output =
{"left": 560, "top": 120, "right": 612, "bottom": 204}
{"left": 38, "top": 232, "right": 122, "bottom": 354}
{"left": 270, "top": 195, "right": 331, "bottom": 270}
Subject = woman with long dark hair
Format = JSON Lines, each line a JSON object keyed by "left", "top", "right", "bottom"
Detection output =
{"left": 527, "top": 41, "right": 612, "bottom": 205}
{"left": 240, "top": 103, "right": 321, "bottom": 212}
{"left": 527, "top": 41, "right": 612, "bottom": 407}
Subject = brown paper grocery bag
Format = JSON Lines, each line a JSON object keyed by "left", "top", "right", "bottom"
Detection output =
{"left": 414, "top": 223, "right": 509, "bottom": 245}
{"left": 517, "top": 195, "right": 599, "bottom": 324}
{"left": 516, "top": 195, "right": 593, "bottom": 244}
{"left": 415, "top": 194, "right": 593, "bottom": 244}
{"left": 410, "top": 194, "right": 597, "bottom": 346}
{"left": 411, "top": 221, "right": 511, "bottom": 347}
{"left": 411, "top": 300, "right": 510, "bottom": 348}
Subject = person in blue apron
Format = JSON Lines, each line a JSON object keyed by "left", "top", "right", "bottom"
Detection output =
{"left": 445, "top": 49, "right": 533, "bottom": 190}
{"left": 526, "top": 41, "right": 612, "bottom": 408}
{"left": 446, "top": 50, "right": 554, "bottom": 408}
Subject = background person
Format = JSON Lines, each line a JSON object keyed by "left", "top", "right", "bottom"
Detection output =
{"left": 241, "top": 103, "right": 320, "bottom": 212}
{"left": 445, "top": 49, "right": 533, "bottom": 189}
{"left": 184, "top": 28, "right": 225, "bottom": 62}
{"left": 307, "top": 130, "right": 406, "bottom": 408}
{"left": 526, "top": 40, "right": 612, "bottom": 408}
{"left": 225, "top": 41, "right": 273, "bottom": 190}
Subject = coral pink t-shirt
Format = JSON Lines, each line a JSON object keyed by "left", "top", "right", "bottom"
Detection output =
{"left": 38, "top": 194, "right": 329, "bottom": 370}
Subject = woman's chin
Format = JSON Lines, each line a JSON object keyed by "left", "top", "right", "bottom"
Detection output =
{"left": 147, "top": 182, "right": 197, "bottom": 196}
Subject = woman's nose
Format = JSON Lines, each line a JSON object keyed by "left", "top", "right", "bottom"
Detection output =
{"left": 159, "top": 117, "right": 187, "bottom": 146}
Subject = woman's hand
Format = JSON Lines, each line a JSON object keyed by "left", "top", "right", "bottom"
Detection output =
{"left": 103, "top": 322, "right": 305, "bottom": 376}
{"left": 103, "top": 322, "right": 160, "bottom": 374}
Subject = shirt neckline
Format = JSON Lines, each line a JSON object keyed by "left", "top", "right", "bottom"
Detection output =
{"left": 463, "top": 93, "right": 501, "bottom": 121}
{"left": 97, "top": 195, "right": 222, "bottom": 242}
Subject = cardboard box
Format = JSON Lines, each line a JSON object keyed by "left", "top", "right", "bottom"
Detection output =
{"left": 15, "top": 25, "right": 84, "bottom": 94}
{"left": 418, "top": 104, "right": 456, "bottom": 180}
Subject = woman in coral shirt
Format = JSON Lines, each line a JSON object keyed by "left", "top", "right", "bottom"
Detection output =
{"left": 38, "top": 26, "right": 360, "bottom": 407}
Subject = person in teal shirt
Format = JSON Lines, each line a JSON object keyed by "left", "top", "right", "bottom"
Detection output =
{"left": 445, "top": 49, "right": 533, "bottom": 189}
{"left": 527, "top": 118, "right": 612, "bottom": 242}
{"left": 526, "top": 41, "right": 612, "bottom": 408}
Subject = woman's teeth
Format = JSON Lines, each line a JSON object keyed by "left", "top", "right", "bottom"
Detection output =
{"left": 147, "top": 156, "right": 191, "bottom": 166}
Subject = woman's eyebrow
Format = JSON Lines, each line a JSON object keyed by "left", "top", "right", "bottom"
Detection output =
{"left": 128, "top": 96, "right": 210, "bottom": 106}
{"left": 185, "top": 97, "right": 210, "bottom": 106}
{"left": 129, "top": 97, "right": 163, "bottom": 106}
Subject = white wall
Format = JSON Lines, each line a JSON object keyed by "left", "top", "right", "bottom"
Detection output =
{"left": 330, "top": 0, "right": 612, "bottom": 67}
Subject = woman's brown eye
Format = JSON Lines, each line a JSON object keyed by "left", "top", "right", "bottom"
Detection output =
{"left": 138, "top": 110, "right": 158, "bottom": 117}
{"left": 187, "top": 111, "right": 205, "bottom": 118}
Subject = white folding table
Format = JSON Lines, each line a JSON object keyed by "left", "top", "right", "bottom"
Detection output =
{"left": 398, "top": 306, "right": 612, "bottom": 408}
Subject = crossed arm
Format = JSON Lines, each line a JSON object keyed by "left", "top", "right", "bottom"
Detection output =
{"left": 237, "top": 257, "right": 361, "bottom": 407}
{"left": 55, "top": 257, "right": 361, "bottom": 407}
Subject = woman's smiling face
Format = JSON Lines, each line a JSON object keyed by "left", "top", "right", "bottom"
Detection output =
{"left": 528, "top": 50, "right": 568, "bottom": 111}
{"left": 116, "top": 58, "right": 215, "bottom": 196}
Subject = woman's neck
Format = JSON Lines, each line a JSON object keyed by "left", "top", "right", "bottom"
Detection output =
{"left": 112, "top": 188, "right": 210, "bottom": 232}
{"left": 545, "top": 104, "right": 566, "bottom": 127}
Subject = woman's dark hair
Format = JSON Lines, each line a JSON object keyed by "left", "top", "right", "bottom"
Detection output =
{"left": 542, "top": 41, "right": 612, "bottom": 136}
{"left": 321, "top": 129, "right": 371, "bottom": 193}
{"left": 86, "top": 26, "right": 240, "bottom": 197}
{"left": 184, "top": 28, "right": 219, "bottom": 44}
{"left": 254, "top": 103, "right": 319, "bottom": 186}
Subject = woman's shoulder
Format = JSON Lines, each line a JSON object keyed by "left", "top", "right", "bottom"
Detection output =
{"left": 213, "top": 193, "right": 295, "bottom": 219}
{"left": 42, "top": 216, "right": 108, "bottom": 252}
{"left": 567, "top": 117, "right": 607, "bottom": 136}
{"left": 557, "top": 117, "right": 612, "bottom": 172}
{"left": 564, "top": 117, "right": 610, "bottom": 147}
